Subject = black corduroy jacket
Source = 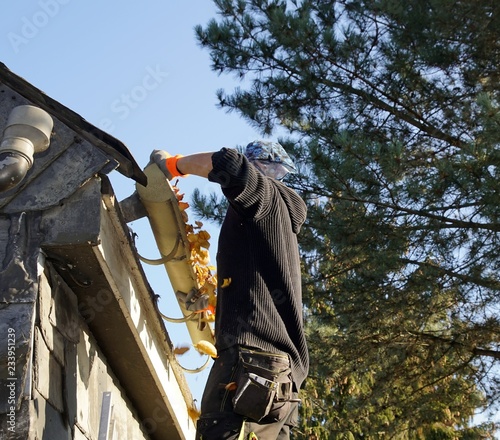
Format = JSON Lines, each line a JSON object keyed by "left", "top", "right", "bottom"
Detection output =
{"left": 208, "top": 148, "right": 309, "bottom": 390}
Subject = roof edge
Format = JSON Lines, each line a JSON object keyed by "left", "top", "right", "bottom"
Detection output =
{"left": 0, "top": 62, "right": 147, "bottom": 186}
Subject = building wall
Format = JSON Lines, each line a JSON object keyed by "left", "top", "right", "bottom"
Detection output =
{"left": 29, "top": 261, "right": 152, "bottom": 440}
{"left": 0, "top": 256, "right": 153, "bottom": 440}
{"left": 0, "top": 212, "right": 39, "bottom": 439}
{"left": 0, "top": 213, "right": 152, "bottom": 440}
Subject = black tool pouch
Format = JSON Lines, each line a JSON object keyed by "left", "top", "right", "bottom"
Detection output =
{"left": 232, "top": 348, "right": 292, "bottom": 422}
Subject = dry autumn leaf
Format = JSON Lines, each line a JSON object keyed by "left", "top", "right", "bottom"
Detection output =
{"left": 200, "top": 312, "right": 215, "bottom": 323}
{"left": 171, "top": 184, "right": 218, "bottom": 321}
{"left": 178, "top": 201, "right": 190, "bottom": 211}
{"left": 198, "top": 230, "right": 211, "bottom": 240}
{"left": 192, "top": 248, "right": 210, "bottom": 266}
{"left": 221, "top": 278, "right": 232, "bottom": 288}
{"left": 205, "top": 313, "right": 215, "bottom": 322}
{"left": 193, "top": 340, "right": 218, "bottom": 358}
{"left": 173, "top": 345, "right": 190, "bottom": 356}
{"left": 187, "top": 405, "right": 201, "bottom": 421}
{"left": 225, "top": 382, "right": 238, "bottom": 391}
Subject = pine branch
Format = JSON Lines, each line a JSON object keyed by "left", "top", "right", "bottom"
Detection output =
{"left": 408, "top": 329, "right": 500, "bottom": 360}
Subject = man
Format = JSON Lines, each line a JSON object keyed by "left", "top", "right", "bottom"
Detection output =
{"left": 151, "top": 141, "right": 308, "bottom": 440}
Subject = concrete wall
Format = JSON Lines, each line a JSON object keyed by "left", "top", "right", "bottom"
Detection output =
{"left": 0, "top": 185, "right": 197, "bottom": 440}
{"left": 33, "top": 262, "right": 152, "bottom": 440}
{"left": 0, "top": 254, "right": 153, "bottom": 440}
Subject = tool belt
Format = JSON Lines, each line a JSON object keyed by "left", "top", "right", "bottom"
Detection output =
{"left": 232, "top": 348, "right": 294, "bottom": 422}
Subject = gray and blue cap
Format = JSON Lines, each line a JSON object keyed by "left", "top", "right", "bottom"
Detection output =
{"left": 244, "top": 140, "right": 297, "bottom": 180}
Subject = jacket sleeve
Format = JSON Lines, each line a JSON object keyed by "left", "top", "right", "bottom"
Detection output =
{"left": 208, "top": 148, "right": 272, "bottom": 220}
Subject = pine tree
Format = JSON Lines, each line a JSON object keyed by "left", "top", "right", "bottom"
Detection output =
{"left": 194, "top": 0, "right": 500, "bottom": 437}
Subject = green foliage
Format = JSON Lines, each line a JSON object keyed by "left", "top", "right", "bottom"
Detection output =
{"left": 191, "top": 188, "right": 228, "bottom": 226}
{"left": 195, "top": 0, "right": 500, "bottom": 437}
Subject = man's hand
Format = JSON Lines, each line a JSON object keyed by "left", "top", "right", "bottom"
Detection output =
{"left": 150, "top": 149, "right": 184, "bottom": 180}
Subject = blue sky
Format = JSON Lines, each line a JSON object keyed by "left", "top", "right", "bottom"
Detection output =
{"left": 1, "top": 0, "right": 264, "bottom": 404}
{"left": 3, "top": 1, "right": 498, "bottom": 431}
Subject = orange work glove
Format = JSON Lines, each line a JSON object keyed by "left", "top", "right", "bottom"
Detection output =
{"left": 150, "top": 149, "right": 186, "bottom": 179}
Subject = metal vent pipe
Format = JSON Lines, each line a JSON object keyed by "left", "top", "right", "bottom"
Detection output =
{"left": 0, "top": 105, "right": 53, "bottom": 193}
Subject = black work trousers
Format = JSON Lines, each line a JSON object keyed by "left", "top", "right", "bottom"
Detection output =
{"left": 195, "top": 346, "right": 299, "bottom": 440}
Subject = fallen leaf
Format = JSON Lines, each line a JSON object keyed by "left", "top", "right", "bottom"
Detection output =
{"left": 204, "top": 310, "right": 215, "bottom": 322}
{"left": 193, "top": 340, "right": 218, "bottom": 358}
{"left": 173, "top": 345, "right": 190, "bottom": 356}
{"left": 188, "top": 405, "right": 201, "bottom": 421}
{"left": 198, "top": 230, "right": 211, "bottom": 240}
{"left": 225, "top": 382, "right": 238, "bottom": 391}
{"left": 178, "top": 201, "right": 190, "bottom": 211}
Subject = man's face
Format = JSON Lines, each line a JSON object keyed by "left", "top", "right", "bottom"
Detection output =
{"left": 252, "top": 160, "right": 290, "bottom": 180}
